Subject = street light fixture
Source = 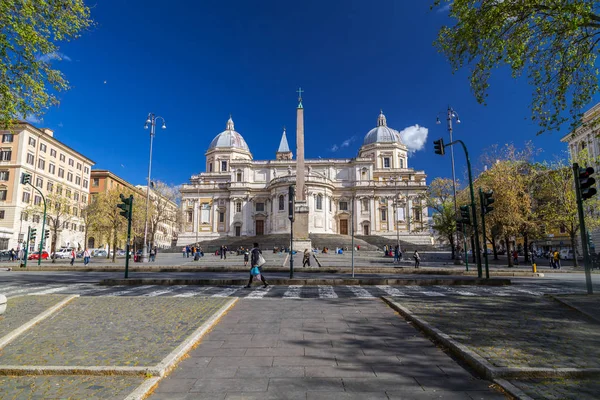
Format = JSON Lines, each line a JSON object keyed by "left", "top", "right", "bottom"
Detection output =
{"left": 141, "top": 113, "right": 166, "bottom": 263}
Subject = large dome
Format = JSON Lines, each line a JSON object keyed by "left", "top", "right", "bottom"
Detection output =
{"left": 362, "top": 111, "right": 403, "bottom": 146}
{"left": 208, "top": 117, "right": 250, "bottom": 152}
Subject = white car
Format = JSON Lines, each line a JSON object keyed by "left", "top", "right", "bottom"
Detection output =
{"left": 54, "top": 248, "right": 74, "bottom": 259}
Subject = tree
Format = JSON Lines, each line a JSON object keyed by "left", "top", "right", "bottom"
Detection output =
{"left": 31, "top": 190, "right": 75, "bottom": 263}
{"left": 146, "top": 181, "right": 180, "bottom": 249}
{"left": 0, "top": 0, "right": 93, "bottom": 128}
{"left": 426, "top": 178, "right": 458, "bottom": 258}
{"left": 434, "top": 0, "right": 600, "bottom": 134}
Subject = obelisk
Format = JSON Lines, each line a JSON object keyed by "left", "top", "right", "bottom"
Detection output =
{"left": 293, "top": 88, "right": 311, "bottom": 249}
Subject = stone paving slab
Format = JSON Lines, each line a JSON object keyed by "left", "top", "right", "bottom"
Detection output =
{"left": 0, "top": 296, "right": 231, "bottom": 367}
{"left": 0, "top": 375, "right": 144, "bottom": 399}
{"left": 393, "top": 296, "right": 600, "bottom": 370}
{"left": 0, "top": 295, "right": 68, "bottom": 339}
{"left": 509, "top": 377, "right": 600, "bottom": 400}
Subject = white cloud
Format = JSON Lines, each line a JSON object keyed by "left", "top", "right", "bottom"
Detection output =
{"left": 330, "top": 135, "right": 357, "bottom": 152}
{"left": 25, "top": 115, "right": 42, "bottom": 124}
{"left": 58, "top": 122, "right": 64, "bottom": 128}
{"left": 436, "top": 1, "right": 453, "bottom": 13}
{"left": 38, "top": 51, "right": 72, "bottom": 63}
{"left": 399, "top": 124, "right": 428, "bottom": 153}
{"left": 330, "top": 144, "right": 339, "bottom": 152}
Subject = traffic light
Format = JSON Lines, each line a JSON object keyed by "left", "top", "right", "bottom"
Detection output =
{"left": 578, "top": 166, "right": 597, "bottom": 200}
{"left": 459, "top": 205, "right": 471, "bottom": 225}
{"left": 21, "top": 172, "right": 31, "bottom": 185}
{"left": 456, "top": 223, "right": 464, "bottom": 234}
{"left": 44, "top": 230, "right": 50, "bottom": 240}
{"left": 433, "top": 138, "right": 445, "bottom": 156}
{"left": 30, "top": 228, "right": 37, "bottom": 241}
{"left": 117, "top": 194, "right": 133, "bottom": 220}
{"left": 482, "top": 190, "right": 494, "bottom": 214}
{"left": 288, "top": 186, "right": 295, "bottom": 221}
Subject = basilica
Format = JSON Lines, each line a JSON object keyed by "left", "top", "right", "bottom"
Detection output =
{"left": 177, "top": 100, "right": 430, "bottom": 247}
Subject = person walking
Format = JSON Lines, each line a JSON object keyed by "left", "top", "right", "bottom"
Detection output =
{"left": 83, "top": 248, "right": 91, "bottom": 265}
{"left": 70, "top": 248, "right": 76, "bottom": 266}
{"left": 220, "top": 245, "right": 224, "bottom": 259}
{"left": 245, "top": 242, "right": 268, "bottom": 288}
{"left": 553, "top": 250, "right": 561, "bottom": 269}
{"left": 223, "top": 245, "right": 228, "bottom": 259}
{"left": 394, "top": 245, "right": 400, "bottom": 264}
{"left": 243, "top": 250, "right": 249, "bottom": 266}
{"left": 413, "top": 250, "right": 420, "bottom": 268}
{"left": 182, "top": 246, "right": 187, "bottom": 258}
{"left": 302, "top": 249, "right": 311, "bottom": 267}
{"left": 149, "top": 246, "right": 156, "bottom": 262}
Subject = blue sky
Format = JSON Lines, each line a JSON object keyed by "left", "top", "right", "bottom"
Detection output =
{"left": 31, "top": 0, "right": 590, "bottom": 187}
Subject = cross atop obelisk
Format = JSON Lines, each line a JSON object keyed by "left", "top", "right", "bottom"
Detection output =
{"left": 296, "top": 87, "right": 305, "bottom": 200}
{"left": 297, "top": 87, "right": 304, "bottom": 109}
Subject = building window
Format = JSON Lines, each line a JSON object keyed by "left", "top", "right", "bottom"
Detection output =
{"left": 256, "top": 202, "right": 265, "bottom": 212}
{"left": 0, "top": 237, "right": 7, "bottom": 250}
{"left": 0, "top": 210, "right": 4, "bottom": 219}
{"left": 236, "top": 172, "right": 242, "bottom": 182}
{"left": 60, "top": 154, "right": 65, "bottom": 162}
{"left": 38, "top": 158, "right": 45, "bottom": 170}
{"left": 77, "top": 162, "right": 82, "bottom": 170}
{"left": 383, "top": 157, "right": 390, "bottom": 168}
{"left": 68, "top": 158, "right": 74, "bottom": 167}
{"left": 47, "top": 181, "right": 53, "bottom": 192}
{"left": 329, "top": 198, "right": 332, "bottom": 211}
{"left": 0, "top": 171, "right": 8, "bottom": 181}
{"left": 35, "top": 177, "right": 43, "bottom": 188}
{"left": 82, "top": 194, "right": 87, "bottom": 203}
{"left": 34, "top": 195, "right": 41, "bottom": 205}
{"left": 83, "top": 179, "right": 88, "bottom": 189}
{"left": 21, "top": 212, "right": 28, "bottom": 221}
{"left": 33, "top": 214, "right": 40, "bottom": 223}
{"left": 278, "top": 195, "right": 285, "bottom": 211}
{"left": 209, "top": 163, "right": 213, "bottom": 172}
{"left": 75, "top": 176, "right": 81, "bottom": 185}
{"left": 414, "top": 209, "right": 421, "bottom": 221}
{"left": 186, "top": 210, "right": 193, "bottom": 223}
{"left": 84, "top": 166, "right": 89, "bottom": 174}
{"left": 27, "top": 153, "right": 34, "bottom": 165}
{"left": 28, "top": 137, "right": 36, "bottom": 146}
{"left": 339, "top": 201, "right": 348, "bottom": 211}
{"left": 79, "top": 225, "right": 84, "bottom": 232}
{"left": 221, "top": 160, "right": 227, "bottom": 171}
{"left": 50, "top": 149, "right": 57, "bottom": 157}
{"left": 40, "top": 143, "right": 47, "bottom": 152}
{"left": 399, "top": 158, "right": 404, "bottom": 168}
{"left": 2, "top": 134, "right": 13, "bottom": 143}
{"left": 58, "top": 168, "right": 64, "bottom": 178}
{"left": 219, "top": 211, "right": 225, "bottom": 223}
{"left": 49, "top": 163, "right": 55, "bottom": 174}
{"left": 0, "top": 189, "right": 6, "bottom": 201}
{"left": 62, "top": 221, "right": 68, "bottom": 229}
{"left": 236, "top": 202, "right": 242, "bottom": 212}
{"left": 22, "top": 192, "right": 30, "bottom": 203}
{"left": 381, "top": 208, "right": 387, "bottom": 221}
{"left": 67, "top": 172, "right": 73, "bottom": 182}
{"left": 56, "top": 185, "right": 62, "bottom": 195}
{"left": 71, "top": 223, "right": 76, "bottom": 230}
{"left": 316, "top": 194, "right": 323, "bottom": 210}
{"left": 92, "top": 178, "right": 99, "bottom": 187}
{"left": 362, "top": 199, "right": 369, "bottom": 212}
{"left": 74, "top": 192, "right": 79, "bottom": 201}
{"left": 65, "top": 190, "right": 71, "bottom": 199}
{"left": 0, "top": 150, "right": 11, "bottom": 161}
{"left": 73, "top": 207, "right": 78, "bottom": 216}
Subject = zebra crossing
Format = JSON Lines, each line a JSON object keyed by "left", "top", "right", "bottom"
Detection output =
{"left": 0, "top": 282, "right": 580, "bottom": 299}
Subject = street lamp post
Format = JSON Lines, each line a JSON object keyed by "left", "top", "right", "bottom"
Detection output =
{"left": 142, "top": 113, "right": 166, "bottom": 263}
{"left": 437, "top": 107, "right": 461, "bottom": 263}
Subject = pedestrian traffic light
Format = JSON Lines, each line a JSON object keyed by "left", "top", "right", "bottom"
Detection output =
{"left": 578, "top": 166, "right": 597, "bottom": 200}
{"left": 44, "top": 229, "right": 50, "bottom": 240}
{"left": 21, "top": 172, "right": 31, "bottom": 185}
{"left": 433, "top": 138, "right": 445, "bottom": 156}
{"left": 459, "top": 205, "right": 471, "bottom": 225}
{"left": 288, "top": 185, "right": 295, "bottom": 221}
{"left": 117, "top": 194, "right": 133, "bottom": 220}
{"left": 482, "top": 190, "right": 494, "bottom": 214}
{"left": 30, "top": 228, "right": 37, "bottom": 241}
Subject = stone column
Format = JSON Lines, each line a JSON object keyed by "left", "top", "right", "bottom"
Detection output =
{"left": 292, "top": 91, "right": 311, "bottom": 249}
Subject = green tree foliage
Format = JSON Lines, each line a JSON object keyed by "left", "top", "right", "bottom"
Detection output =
{"left": 426, "top": 178, "right": 458, "bottom": 258}
{"left": 146, "top": 181, "right": 180, "bottom": 249}
{"left": 434, "top": 0, "right": 600, "bottom": 134}
{"left": 0, "top": 0, "right": 92, "bottom": 127}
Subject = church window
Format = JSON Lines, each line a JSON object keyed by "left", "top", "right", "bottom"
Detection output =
{"left": 221, "top": 160, "right": 227, "bottom": 171}
{"left": 236, "top": 202, "right": 242, "bottom": 213}
{"left": 383, "top": 157, "right": 391, "bottom": 168}
{"left": 362, "top": 199, "right": 369, "bottom": 212}
{"left": 381, "top": 208, "right": 387, "bottom": 221}
{"left": 219, "top": 211, "right": 225, "bottom": 223}
{"left": 414, "top": 209, "right": 421, "bottom": 222}
{"left": 361, "top": 168, "right": 367, "bottom": 179}
{"left": 329, "top": 198, "right": 332, "bottom": 211}
{"left": 186, "top": 210, "right": 193, "bottom": 223}
{"left": 339, "top": 201, "right": 348, "bottom": 211}
{"left": 209, "top": 163, "right": 213, "bottom": 172}
{"left": 399, "top": 158, "right": 404, "bottom": 168}
{"left": 316, "top": 194, "right": 322, "bottom": 210}
{"left": 278, "top": 195, "right": 285, "bottom": 211}
{"left": 256, "top": 202, "right": 264, "bottom": 212}
{"left": 236, "top": 171, "right": 242, "bottom": 182}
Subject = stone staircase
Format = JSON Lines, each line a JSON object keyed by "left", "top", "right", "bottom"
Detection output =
{"left": 355, "top": 235, "right": 437, "bottom": 252}
{"left": 308, "top": 234, "right": 378, "bottom": 251}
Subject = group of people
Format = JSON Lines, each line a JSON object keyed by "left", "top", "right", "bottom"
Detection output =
{"left": 383, "top": 244, "right": 420, "bottom": 268}
{"left": 183, "top": 245, "right": 204, "bottom": 260}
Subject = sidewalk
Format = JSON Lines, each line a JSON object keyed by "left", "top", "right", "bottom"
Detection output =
{"left": 147, "top": 298, "right": 506, "bottom": 399}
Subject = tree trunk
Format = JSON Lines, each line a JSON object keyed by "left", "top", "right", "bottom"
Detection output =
{"left": 112, "top": 229, "right": 118, "bottom": 263}
{"left": 491, "top": 237, "right": 498, "bottom": 260}
{"left": 570, "top": 232, "right": 579, "bottom": 268}
{"left": 524, "top": 233, "right": 529, "bottom": 263}
{"left": 51, "top": 223, "right": 58, "bottom": 263}
{"left": 505, "top": 234, "right": 513, "bottom": 267}
{"left": 448, "top": 233, "right": 455, "bottom": 259}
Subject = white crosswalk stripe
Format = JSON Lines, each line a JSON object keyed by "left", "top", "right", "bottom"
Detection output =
{"left": 29, "top": 285, "right": 71, "bottom": 295}
{"left": 436, "top": 286, "right": 477, "bottom": 296}
{"left": 376, "top": 285, "right": 407, "bottom": 297}
{"left": 173, "top": 287, "right": 211, "bottom": 297}
{"left": 283, "top": 285, "right": 302, "bottom": 298}
{"left": 144, "top": 286, "right": 186, "bottom": 297}
{"left": 246, "top": 286, "right": 273, "bottom": 298}
{"left": 110, "top": 285, "right": 156, "bottom": 296}
{"left": 317, "top": 285, "right": 338, "bottom": 298}
{"left": 345, "top": 286, "right": 374, "bottom": 298}
{"left": 212, "top": 287, "right": 243, "bottom": 297}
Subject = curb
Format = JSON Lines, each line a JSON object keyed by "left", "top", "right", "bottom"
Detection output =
{"left": 549, "top": 295, "right": 600, "bottom": 325}
{"left": 493, "top": 379, "right": 535, "bottom": 400}
{"left": 0, "top": 294, "right": 78, "bottom": 351}
{"left": 124, "top": 377, "right": 160, "bottom": 400}
{"left": 0, "top": 365, "right": 154, "bottom": 376}
{"left": 100, "top": 277, "right": 512, "bottom": 287}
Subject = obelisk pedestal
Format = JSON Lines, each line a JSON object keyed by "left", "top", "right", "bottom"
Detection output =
{"left": 293, "top": 89, "right": 312, "bottom": 251}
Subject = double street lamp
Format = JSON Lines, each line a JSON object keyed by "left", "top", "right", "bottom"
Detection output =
{"left": 142, "top": 113, "right": 166, "bottom": 263}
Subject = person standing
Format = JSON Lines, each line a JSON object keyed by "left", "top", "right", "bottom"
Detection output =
{"left": 553, "top": 250, "right": 561, "bottom": 269}
{"left": 83, "top": 248, "right": 91, "bottom": 265}
{"left": 149, "top": 246, "right": 156, "bottom": 262}
{"left": 394, "top": 245, "right": 400, "bottom": 264}
{"left": 302, "top": 249, "right": 311, "bottom": 267}
{"left": 413, "top": 250, "right": 420, "bottom": 268}
{"left": 245, "top": 242, "right": 268, "bottom": 288}
{"left": 243, "top": 250, "right": 249, "bottom": 266}
{"left": 70, "top": 248, "right": 76, "bottom": 266}
{"left": 182, "top": 246, "right": 187, "bottom": 258}
{"left": 220, "top": 245, "right": 224, "bottom": 259}
{"left": 223, "top": 245, "right": 228, "bottom": 259}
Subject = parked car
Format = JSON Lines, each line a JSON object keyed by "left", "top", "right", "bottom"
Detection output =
{"left": 28, "top": 251, "right": 49, "bottom": 260}
{"left": 91, "top": 249, "right": 108, "bottom": 257}
{"left": 53, "top": 248, "right": 74, "bottom": 259}
{"left": 560, "top": 249, "right": 575, "bottom": 260}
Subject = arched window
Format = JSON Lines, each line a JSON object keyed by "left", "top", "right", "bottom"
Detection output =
{"left": 236, "top": 171, "right": 242, "bottom": 182}
{"left": 279, "top": 195, "right": 285, "bottom": 211}
{"left": 236, "top": 202, "right": 242, "bottom": 212}
{"left": 361, "top": 168, "right": 367, "bottom": 180}
{"left": 316, "top": 194, "right": 323, "bottom": 210}
{"left": 399, "top": 158, "right": 404, "bottom": 168}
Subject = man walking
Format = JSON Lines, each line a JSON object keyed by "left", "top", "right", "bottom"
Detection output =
{"left": 413, "top": 250, "right": 420, "bottom": 268}
{"left": 245, "top": 242, "right": 268, "bottom": 288}
{"left": 83, "top": 248, "right": 91, "bottom": 266}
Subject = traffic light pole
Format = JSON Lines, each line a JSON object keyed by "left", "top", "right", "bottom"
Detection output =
{"left": 124, "top": 195, "right": 133, "bottom": 279}
{"left": 30, "top": 187, "right": 47, "bottom": 266}
{"left": 573, "top": 163, "right": 593, "bottom": 294}
{"left": 479, "top": 188, "right": 490, "bottom": 279}
{"left": 22, "top": 227, "right": 31, "bottom": 268}
{"left": 446, "top": 140, "right": 483, "bottom": 277}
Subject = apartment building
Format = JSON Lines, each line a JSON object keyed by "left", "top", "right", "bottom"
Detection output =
{"left": 136, "top": 185, "right": 179, "bottom": 249}
{"left": 0, "top": 123, "right": 94, "bottom": 251}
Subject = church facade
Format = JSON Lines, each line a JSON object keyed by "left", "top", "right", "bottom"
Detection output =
{"left": 178, "top": 101, "right": 430, "bottom": 246}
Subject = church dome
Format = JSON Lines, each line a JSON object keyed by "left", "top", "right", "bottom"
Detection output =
{"left": 208, "top": 116, "right": 250, "bottom": 152}
{"left": 362, "top": 111, "right": 403, "bottom": 146}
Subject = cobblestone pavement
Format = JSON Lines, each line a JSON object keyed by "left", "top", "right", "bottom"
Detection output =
{"left": 0, "top": 375, "right": 144, "bottom": 400}
{"left": 509, "top": 377, "right": 600, "bottom": 400}
{"left": 147, "top": 298, "right": 507, "bottom": 399}
{"left": 0, "top": 295, "right": 68, "bottom": 338}
{"left": 395, "top": 296, "right": 600, "bottom": 369}
{"left": 0, "top": 297, "right": 230, "bottom": 367}
{"left": 0, "top": 281, "right": 580, "bottom": 299}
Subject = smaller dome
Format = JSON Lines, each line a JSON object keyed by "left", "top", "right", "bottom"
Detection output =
{"left": 362, "top": 110, "right": 403, "bottom": 146}
{"left": 208, "top": 116, "right": 251, "bottom": 152}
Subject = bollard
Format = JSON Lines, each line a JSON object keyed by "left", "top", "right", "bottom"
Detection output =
{"left": 532, "top": 263, "right": 537, "bottom": 273}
